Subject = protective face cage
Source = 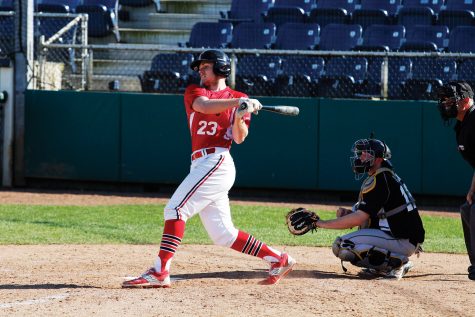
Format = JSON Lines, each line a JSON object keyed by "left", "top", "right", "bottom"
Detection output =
{"left": 350, "top": 138, "right": 390, "bottom": 180}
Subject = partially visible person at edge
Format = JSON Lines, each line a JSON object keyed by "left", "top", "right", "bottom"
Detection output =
{"left": 122, "top": 49, "right": 295, "bottom": 288}
{"left": 437, "top": 81, "right": 475, "bottom": 281}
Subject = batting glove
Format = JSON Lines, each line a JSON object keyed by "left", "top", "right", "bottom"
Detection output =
{"left": 237, "top": 98, "right": 263, "bottom": 118}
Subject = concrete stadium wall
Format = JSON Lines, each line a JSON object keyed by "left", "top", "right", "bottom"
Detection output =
{"left": 24, "top": 90, "right": 472, "bottom": 196}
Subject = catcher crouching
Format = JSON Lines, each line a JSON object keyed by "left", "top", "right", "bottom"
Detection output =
{"left": 286, "top": 138, "right": 425, "bottom": 279}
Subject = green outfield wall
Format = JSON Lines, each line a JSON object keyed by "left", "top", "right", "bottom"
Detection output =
{"left": 24, "top": 90, "right": 472, "bottom": 196}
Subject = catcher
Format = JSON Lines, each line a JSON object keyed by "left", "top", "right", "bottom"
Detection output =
{"left": 286, "top": 138, "right": 425, "bottom": 279}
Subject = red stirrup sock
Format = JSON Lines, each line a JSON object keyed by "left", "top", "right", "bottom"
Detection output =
{"left": 155, "top": 219, "right": 185, "bottom": 272}
{"left": 230, "top": 230, "right": 281, "bottom": 263}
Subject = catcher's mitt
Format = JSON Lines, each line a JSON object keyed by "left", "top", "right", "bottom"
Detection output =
{"left": 286, "top": 207, "right": 320, "bottom": 236}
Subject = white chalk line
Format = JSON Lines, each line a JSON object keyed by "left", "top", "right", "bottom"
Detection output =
{"left": 0, "top": 293, "right": 69, "bottom": 309}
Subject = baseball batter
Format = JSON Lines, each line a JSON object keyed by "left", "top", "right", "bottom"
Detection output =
{"left": 122, "top": 49, "right": 295, "bottom": 288}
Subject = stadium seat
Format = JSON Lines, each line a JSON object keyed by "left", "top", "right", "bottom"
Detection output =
{"left": 37, "top": 3, "right": 70, "bottom": 12}
{"left": 316, "top": 0, "right": 358, "bottom": 14}
{"left": 318, "top": 23, "right": 362, "bottom": 51}
{"left": 351, "top": 9, "right": 391, "bottom": 31}
{"left": 273, "top": 22, "right": 320, "bottom": 50}
{"left": 273, "top": 0, "right": 316, "bottom": 13}
{"left": 186, "top": 22, "right": 233, "bottom": 48}
{"left": 230, "top": 22, "right": 276, "bottom": 49}
{"left": 263, "top": 6, "right": 306, "bottom": 28}
{"left": 219, "top": 0, "right": 274, "bottom": 24}
{"left": 403, "top": 0, "right": 444, "bottom": 13}
{"left": 0, "top": 0, "right": 12, "bottom": 11}
{"left": 444, "top": 0, "right": 475, "bottom": 11}
{"left": 402, "top": 58, "right": 457, "bottom": 99}
{"left": 358, "top": 24, "right": 405, "bottom": 51}
{"left": 139, "top": 53, "right": 194, "bottom": 93}
{"left": 396, "top": 7, "right": 436, "bottom": 28}
{"left": 235, "top": 54, "right": 281, "bottom": 96}
{"left": 119, "top": 0, "right": 160, "bottom": 12}
{"left": 403, "top": 25, "right": 449, "bottom": 52}
{"left": 274, "top": 55, "right": 324, "bottom": 96}
{"left": 457, "top": 59, "right": 475, "bottom": 89}
{"left": 38, "top": 0, "right": 80, "bottom": 11}
{"left": 366, "top": 57, "right": 412, "bottom": 98}
{"left": 76, "top": 0, "right": 120, "bottom": 41}
{"left": 437, "top": 10, "right": 475, "bottom": 31}
{"left": 318, "top": 56, "right": 368, "bottom": 98}
{"left": 448, "top": 26, "right": 475, "bottom": 52}
{"left": 307, "top": 8, "right": 350, "bottom": 28}
{"left": 359, "top": 0, "right": 401, "bottom": 16}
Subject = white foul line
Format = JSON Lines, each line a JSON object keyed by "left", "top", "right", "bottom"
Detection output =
{"left": 0, "top": 293, "right": 69, "bottom": 309}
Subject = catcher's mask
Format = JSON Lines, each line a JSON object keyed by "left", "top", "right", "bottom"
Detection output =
{"left": 350, "top": 138, "right": 391, "bottom": 180}
{"left": 190, "top": 49, "right": 231, "bottom": 77}
{"left": 437, "top": 81, "right": 474, "bottom": 121}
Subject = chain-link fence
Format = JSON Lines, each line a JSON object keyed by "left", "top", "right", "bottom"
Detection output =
{"left": 0, "top": 11, "right": 14, "bottom": 59}
{"left": 22, "top": 14, "right": 475, "bottom": 100}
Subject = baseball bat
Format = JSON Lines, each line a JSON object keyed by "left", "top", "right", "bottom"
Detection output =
{"left": 261, "top": 105, "right": 300, "bottom": 116}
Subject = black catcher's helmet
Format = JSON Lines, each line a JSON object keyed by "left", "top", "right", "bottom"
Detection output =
{"left": 190, "top": 49, "right": 231, "bottom": 77}
{"left": 437, "top": 81, "right": 474, "bottom": 121}
{"left": 350, "top": 138, "right": 391, "bottom": 179}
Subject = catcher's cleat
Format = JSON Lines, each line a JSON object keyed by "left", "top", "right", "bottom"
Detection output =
{"left": 468, "top": 265, "right": 475, "bottom": 281}
{"left": 387, "top": 261, "right": 414, "bottom": 280}
{"left": 261, "top": 253, "right": 296, "bottom": 285}
{"left": 122, "top": 268, "right": 171, "bottom": 288}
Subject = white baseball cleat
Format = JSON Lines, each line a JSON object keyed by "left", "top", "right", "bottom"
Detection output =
{"left": 388, "top": 261, "right": 414, "bottom": 280}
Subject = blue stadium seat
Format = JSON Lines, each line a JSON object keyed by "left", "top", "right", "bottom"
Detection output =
{"left": 359, "top": 24, "right": 405, "bottom": 51}
{"left": 318, "top": 56, "right": 368, "bottom": 98}
{"left": 139, "top": 53, "right": 194, "bottom": 93}
{"left": 448, "top": 26, "right": 475, "bottom": 52}
{"left": 445, "top": 0, "right": 475, "bottom": 11}
{"left": 273, "top": 22, "right": 319, "bottom": 50}
{"left": 403, "top": 0, "right": 444, "bottom": 13}
{"left": 316, "top": 0, "right": 358, "bottom": 14}
{"left": 403, "top": 25, "right": 449, "bottom": 52}
{"left": 403, "top": 58, "right": 457, "bottom": 99}
{"left": 0, "top": 0, "right": 13, "bottom": 11}
{"left": 37, "top": 3, "right": 70, "bottom": 12}
{"left": 365, "top": 57, "right": 412, "bottom": 98}
{"left": 351, "top": 9, "right": 391, "bottom": 31}
{"left": 359, "top": 0, "right": 401, "bottom": 16}
{"left": 274, "top": 0, "right": 316, "bottom": 13}
{"left": 263, "top": 6, "right": 307, "bottom": 28}
{"left": 38, "top": 0, "right": 80, "bottom": 11}
{"left": 396, "top": 7, "right": 436, "bottom": 28}
{"left": 318, "top": 23, "right": 362, "bottom": 50}
{"left": 307, "top": 7, "right": 350, "bottom": 28}
{"left": 457, "top": 59, "right": 475, "bottom": 89}
{"left": 230, "top": 22, "right": 276, "bottom": 49}
{"left": 235, "top": 54, "right": 281, "bottom": 96}
{"left": 275, "top": 55, "right": 324, "bottom": 96}
{"left": 186, "top": 22, "right": 233, "bottom": 48}
{"left": 76, "top": 0, "right": 120, "bottom": 41}
{"left": 220, "top": 0, "right": 274, "bottom": 24}
{"left": 437, "top": 7, "right": 475, "bottom": 31}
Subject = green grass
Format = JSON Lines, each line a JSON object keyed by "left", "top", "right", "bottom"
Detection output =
{"left": 0, "top": 204, "right": 465, "bottom": 253}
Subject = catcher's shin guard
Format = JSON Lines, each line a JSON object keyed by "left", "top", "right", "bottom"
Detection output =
{"left": 332, "top": 237, "right": 408, "bottom": 272}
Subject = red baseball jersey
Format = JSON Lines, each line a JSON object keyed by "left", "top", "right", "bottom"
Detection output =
{"left": 184, "top": 84, "right": 251, "bottom": 152}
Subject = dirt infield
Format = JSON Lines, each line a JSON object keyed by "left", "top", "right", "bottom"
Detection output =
{"left": 0, "top": 190, "right": 473, "bottom": 317}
